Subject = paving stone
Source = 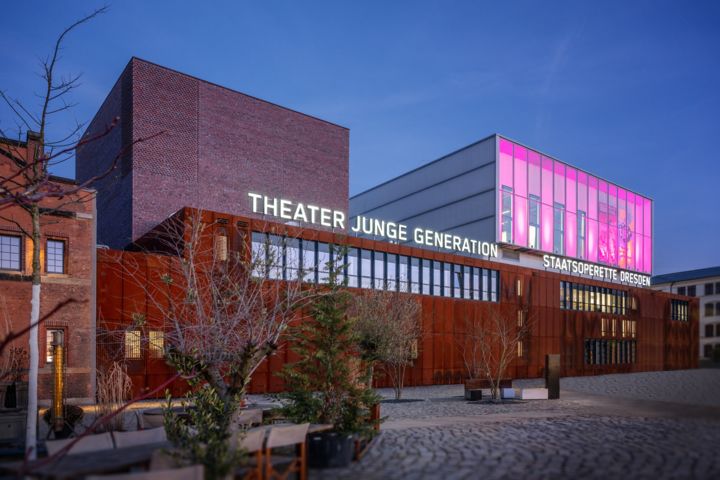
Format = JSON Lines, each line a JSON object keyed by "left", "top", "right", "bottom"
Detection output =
{"left": 310, "top": 370, "right": 720, "bottom": 479}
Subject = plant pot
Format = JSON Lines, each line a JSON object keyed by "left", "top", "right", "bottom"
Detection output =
{"left": 307, "top": 431, "right": 355, "bottom": 469}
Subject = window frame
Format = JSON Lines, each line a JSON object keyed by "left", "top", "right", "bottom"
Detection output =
{"left": 45, "top": 238, "right": 67, "bottom": 274}
{"left": 553, "top": 202, "right": 565, "bottom": 255}
{"left": 124, "top": 329, "right": 142, "bottom": 361}
{"left": 501, "top": 186, "right": 513, "bottom": 243}
{"left": 0, "top": 233, "right": 22, "bottom": 272}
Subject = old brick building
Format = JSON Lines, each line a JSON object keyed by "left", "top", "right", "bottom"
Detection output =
{"left": 76, "top": 57, "right": 349, "bottom": 249}
{"left": 0, "top": 133, "right": 96, "bottom": 403}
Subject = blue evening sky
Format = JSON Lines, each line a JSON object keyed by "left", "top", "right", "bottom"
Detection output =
{"left": 1, "top": 1, "right": 718, "bottom": 274}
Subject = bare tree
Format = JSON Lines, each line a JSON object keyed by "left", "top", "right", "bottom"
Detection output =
{"left": 352, "top": 289, "right": 421, "bottom": 400}
{"left": 113, "top": 209, "right": 320, "bottom": 476}
{"left": 457, "top": 308, "right": 532, "bottom": 401}
{"left": 0, "top": 7, "right": 163, "bottom": 457}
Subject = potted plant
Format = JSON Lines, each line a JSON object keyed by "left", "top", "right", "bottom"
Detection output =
{"left": 279, "top": 248, "right": 380, "bottom": 468}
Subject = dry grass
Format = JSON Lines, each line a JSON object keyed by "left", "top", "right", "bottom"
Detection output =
{"left": 95, "top": 361, "right": 132, "bottom": 431}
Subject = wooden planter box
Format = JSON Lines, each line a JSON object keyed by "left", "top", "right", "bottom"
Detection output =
{"left": 464, "top": 378, "right": 512, "bottom": 400}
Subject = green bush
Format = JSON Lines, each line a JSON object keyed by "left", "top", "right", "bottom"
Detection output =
{"left": 279, "top": 247, "right": 380, "bottom": 438}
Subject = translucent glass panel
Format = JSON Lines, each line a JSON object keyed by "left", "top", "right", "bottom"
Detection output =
{"left": 497, "top": 138, "right": 652, "bottom": 273}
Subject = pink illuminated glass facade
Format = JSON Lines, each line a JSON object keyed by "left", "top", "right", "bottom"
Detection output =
{"left": 497, "top": 137, "right": 652, "bottom": 274}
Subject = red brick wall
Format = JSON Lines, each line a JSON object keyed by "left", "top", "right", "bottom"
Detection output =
{"left": 0, "top": 141, "right": 96, "bottom": 402}
{"left": 78, "top": 57, "right": 349, "bottom": 248}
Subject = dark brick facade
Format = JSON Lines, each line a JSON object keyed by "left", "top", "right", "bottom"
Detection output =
{"left": 77, "top": 58, "right": 349, "bottom": 248}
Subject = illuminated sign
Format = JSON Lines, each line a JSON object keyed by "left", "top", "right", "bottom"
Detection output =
{"left": 543, "top": 254, "right": 651, "bottom": 287}
{"left": 248, "top": 193, "right": 346, "bottom": 229}
{"left": 248, "top": 193, "right": 499, "bottom": 258}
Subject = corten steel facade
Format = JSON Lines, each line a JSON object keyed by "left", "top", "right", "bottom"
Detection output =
{"left": 350, "top": 134, "right": 653, "bottom": 275}
{"left": 76, "top": 57, "right": 349, "bottom": 249}
{"left": 96, "top": 209, "right": 696, "bottom": 398}
{"left": 0, "top": 134, "right": 97, "bottom": 403}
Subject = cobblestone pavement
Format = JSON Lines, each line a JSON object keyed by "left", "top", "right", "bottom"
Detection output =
{"left": 560, "top": 369, "right": 720, "bottom": 407}
{"left": 311, "top": 370, "right": 720, "bottom": 480}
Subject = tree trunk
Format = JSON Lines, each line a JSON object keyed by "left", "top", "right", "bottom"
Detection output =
{"left": 26, "top": 205, "right": 41, "bottom": 459}
{"left": 393, "top": 364, "right": 404, "bottom": 400}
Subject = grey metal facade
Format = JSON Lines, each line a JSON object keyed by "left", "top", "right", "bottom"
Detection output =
{"left": 349, "top": 134, "right": 498, "bottom": 246}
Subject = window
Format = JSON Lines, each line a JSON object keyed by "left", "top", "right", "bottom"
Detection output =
{"left": 421, "top": 259, "right": 431, "bottom": 295}
{"left": 286, "top": 238, "right": 301, "bottom": 281}
{"left": 317, "top": 242, "right": 331, "bottom": 284}
{"left": 501, "top": 186, "right": 513, "bottom": 243}
{"left": 463, "top": 266, "right": 472, "bottom": 300}
{"left": 124, "top": 330, "right": 142, "bottom": 360}
{"left": 149, "top": 331, "right": 164, "bottom": 358}
{"left": 44, "top": 239, "right": 66, "bottom": 274}
{"left": 601, "top": 318, "right": 608, "bottom": 337}
{"left": 705, "top": 303, "right": 715, "bottom": 317}
{"left": 529, "top": 195, "right": 540, "bottom": 249}
{"left": 432, "top": 260, "right": 442, "bottom": 296}
{"left": 268, "top": 235, "right": 284, "bottom": 280}
{"left": 677, "top": 286, "right": 686, "bottom": 296}
{"left": 452, "top": 265, "right": 463, "bottom": 299}
{"left": 302, "top": 240, "right": 317, "bottom": 283}
{"left": 386, "top": 254, "right": 397, "bottom": 291}
{"left": 490, "top": 270, "right": 499, "bottom": 302}
{"left": 251, "top": 232, "right": 266, "bottom": 278}
{"left": 517, "top": 340, "right": 524, "bottom": 358}
{"left": 399, "top": 255, "right": 410, "bottom": 292}
{"left": 46, "top": 328, "right": 64, "bottom": 363}
{"left": 706, "top": 324, "right": 714, "bottom": 338}
{"left": 214, "top": 233, "right": 228, "bottom": 262}
{"left": 248, "top": 232, "right": 502, "bottom": 302}
{"left": 0, "top": 234, "right": 21, "bottom": 271}
{"left": 471, "top": 267, "right": 480, "bottom": 300}
{"left": 671, "top": 299, "right": 689, "bottom": 321}
{"left": 346, "top": 247, "right": 359, "bottom": 287}
{"left": 553, "top": 203, "right": 564, "bottom": 255}
{"left": 373, "top": 251, "right": 385, "bottom": 289}
{"left": 716, "top": 282, "right": 720, "bottom": 294}
{"left": 442, "top": 263, "right": 452, "bottom": 297}
{"left": 585, "top": 339, "right": 636, "bottom": 365}
{"left": 687, "top": 285, "right": 696, "bottom": 297}
{"left": 704, "top": 344, "right": 713, "bottom": 358}
{"left": 705, "top": 283, "right": 715, "bottom": 296}
{"left": 360, "top": 249, "right": 372, "bottom": 288}
{"left": 577, "top": 211, "right": 586, "bottom": 259}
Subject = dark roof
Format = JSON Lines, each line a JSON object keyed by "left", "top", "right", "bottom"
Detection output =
{"left": 652, "top": 267, "right": 720, "bottom": 285}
